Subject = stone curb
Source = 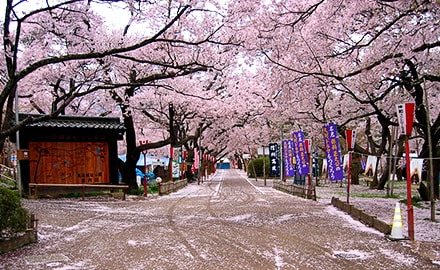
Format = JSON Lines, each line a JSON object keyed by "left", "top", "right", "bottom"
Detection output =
{"left": 331, "top": 196, "right": 391, "bottom": 235}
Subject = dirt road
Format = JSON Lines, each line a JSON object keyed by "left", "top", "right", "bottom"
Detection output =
{"left": 0, "top": 169, "right": 437, "bottom": 269}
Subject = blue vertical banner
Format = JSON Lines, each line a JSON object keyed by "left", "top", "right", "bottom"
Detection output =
{"left": 292, "top": 131, "right": 309, "bottom": 175}
{"left": 323, "top": 123, "right": 344, "bottom": 181}
{"left": 282, "top": 139, "right": 295, "bottom": 177}
{"left": 268, "top": 143, "right": 280, "bottom": 175}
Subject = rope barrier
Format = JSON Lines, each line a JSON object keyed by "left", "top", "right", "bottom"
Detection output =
{"left": 312, "top": 151, "right": 440, "bottom": 160}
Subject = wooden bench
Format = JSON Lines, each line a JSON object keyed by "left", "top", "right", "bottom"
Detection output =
{"left": 28, "top": 183, "right": 129, "bottom": 200}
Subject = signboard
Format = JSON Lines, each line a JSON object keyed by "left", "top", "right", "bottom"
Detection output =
{"left": 292, "top": 131, "right": 309, "bottom": 175}
{"left": 268, "top": 143, "right": 280, "bottom": 175}
{"left": 29, "top": 141, "right": 109, "bottom": 184}
{"left": 172, "top": 161, "right": 180, "bottom": 178}
{"left": 139, "top": 140, "right": 148, "bottom": 155}
{"left": 396, "top": 103, "right": 415, "bottom": 136}
{"left": 172, "top": 147, "right": 180, "bottom": 162}
{"left": 322, "top": 123, "right": 344, "bottom": 181}
{"left": 17, "top": 149, "right": 30, "bottom": 160}
{"left": 180, "top": 162, "right": 187, "bottom": 171}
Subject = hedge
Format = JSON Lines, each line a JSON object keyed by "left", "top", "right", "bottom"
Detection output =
{"left": 0, "top": 187, "right": 29, "bottom": 240}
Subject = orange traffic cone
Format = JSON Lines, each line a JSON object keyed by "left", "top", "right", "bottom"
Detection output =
{"left": 388, "top": 202, "right": 406, "bottom": 240}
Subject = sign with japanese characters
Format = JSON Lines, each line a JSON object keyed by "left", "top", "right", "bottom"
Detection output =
{"left": 323, "top": 123, "right": 344, "bottom": 181}
{"left": 268, "top": 143, "right": 280, "bottom": 175}
{"left": 282, "top": 139, "right": 295, "bottom": 177}
{"left": 292, "top": 131, "right": 309, "bottom": 175}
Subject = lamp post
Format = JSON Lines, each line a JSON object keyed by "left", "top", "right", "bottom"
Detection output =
{"left": 280, "top": 126, "right": 284, "bottom": 182}
{"left": 262, "top": 145, "right": 267, "bottom": 186}
{"left": 423, "top": 79, "right": 436, "bottom": 222}
{"left": 14, "top": 88, "right": 22, "bottom": 197}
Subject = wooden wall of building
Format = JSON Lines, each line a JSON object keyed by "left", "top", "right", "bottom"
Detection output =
{"left": 29, "top": 141, "right": 109, "bottom": 184}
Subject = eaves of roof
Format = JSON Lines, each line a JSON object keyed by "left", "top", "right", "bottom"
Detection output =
{"left": 19, "top": 114, "right": 126, "bottom": 131}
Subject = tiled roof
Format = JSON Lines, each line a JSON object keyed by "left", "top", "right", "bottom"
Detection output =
{"left": 19, "top": 114, "right": 126, "bottom": 131}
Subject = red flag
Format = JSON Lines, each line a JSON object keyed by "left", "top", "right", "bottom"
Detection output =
{"left": 305, "top": 139, "right": 310, "bottom": 153}
{"left": 396, "top": 103, "right": 415, "bottom": 136}
{"left": 345, "top": 130, "right": 356, "bottom": 150}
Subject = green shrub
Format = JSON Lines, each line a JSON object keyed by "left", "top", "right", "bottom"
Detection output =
{"left": 128, "top": 187, "right": 144, "bottom": 195}
{"left": 131, "top": 184, "right": 159, "bottom": 195}
{"left": 148, "top": 184, "right": 159, "bottom": 194}
{"left": 248, "top": 157, "right": 271, "bottom": 178}
{"left": 0, "top": 187, "right": 29, "bottom": 240}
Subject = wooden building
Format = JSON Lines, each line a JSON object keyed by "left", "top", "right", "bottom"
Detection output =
{"left": 15, "top": 114, "right": 126, "bottom": 195}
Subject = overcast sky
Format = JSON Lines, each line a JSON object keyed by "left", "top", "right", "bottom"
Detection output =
{"left": 0, "top": 1, "right": 130, "bottom": 29}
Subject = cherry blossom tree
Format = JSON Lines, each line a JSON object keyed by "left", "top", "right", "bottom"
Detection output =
{"left": 2, "top": 0, "right": 439, "bottom": 198}
{"left": 238, "top": 0, "right": 440, "bottom": 196}
{"left": 1, "top": 0, "right": 246, "bottom": 189}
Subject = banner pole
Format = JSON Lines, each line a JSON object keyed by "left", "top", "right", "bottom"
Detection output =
{"left": 404, "top": 135, "right": 414, "bottom": 240}
{"left": 347, "top": 151, "right": 352, "bottom": 204}
{"left": 280, "top": 126, "right": 284, "bottom": 182}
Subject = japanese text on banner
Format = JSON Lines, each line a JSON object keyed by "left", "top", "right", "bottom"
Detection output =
{"left": 282, "top": 139, "right": 295, "bottom": 177}
{"left": 323, "top": 124, "right": 344, "bottom": 181}
{"left": 292, "top": 131, "right": 309, "bottom": 175}
{"left": 269, "top": 143, "right": 280, "bottom": 175}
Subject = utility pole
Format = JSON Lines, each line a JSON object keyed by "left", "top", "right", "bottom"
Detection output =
{"left": 262, "top": 146, "right": 267, "bottom": 186}
{"left": 423, "top": 79, "right": 436, "bottom": 221}
{"left": 279, "top": 125, "right": 284, "bottom": 182}
{"left": 14, "top": 88, "right": 22, "bottom": 197}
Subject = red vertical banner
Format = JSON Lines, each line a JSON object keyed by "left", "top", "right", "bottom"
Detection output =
{"left": 194, "top": 148, "right": 199, "bottom": 167}
{"left": 396, "top": 103, "right": 415, "bottom": 136}
{"left": 192, "top": 148, "right": 199, "bottom": 173}
{"left": 396, "top": 103, "right": 416, "bottom": 240}
{"left": 169, "top": 146, "right": 174, "bottom": 181}
{"left": 345, "top": 130, "right": 356, "bottom": 150}
{"left": 344, "top": 130, "right": 356, "bottom": 203}
{"left": 304, "top": 139, "right": 310, "bottom": 153}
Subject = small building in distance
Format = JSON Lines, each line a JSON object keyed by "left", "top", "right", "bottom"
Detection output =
{"left": 14, "top": 114, "right": 126, "bottom": 195}
{"left": 216, "top": 158, "right": 231, "bottom": 169}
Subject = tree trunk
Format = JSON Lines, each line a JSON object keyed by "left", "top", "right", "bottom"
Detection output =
{"left": 350, "top": 153, "right": 361, "bottom": 185}
{"left": 434, "top": 160, "right": 439, "bottom": 199}
{"left": 377, "top": 165, "right": 389, "bottom": 190}
{"left": 121, "top": 113, "right": 139, "bottom": 191}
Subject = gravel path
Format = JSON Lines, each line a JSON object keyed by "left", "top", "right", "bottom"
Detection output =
{"left": 0, "top": 169, "right": 439, "bottom": 269}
